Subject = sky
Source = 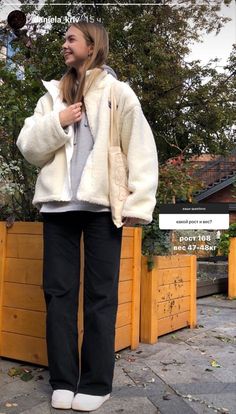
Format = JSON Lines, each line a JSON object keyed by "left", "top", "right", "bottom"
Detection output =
{"left": 188, "top": 0, "right": 236, "bottom": 69}
{"left": 0, "top": 1, "right": 236, "bottom": 69}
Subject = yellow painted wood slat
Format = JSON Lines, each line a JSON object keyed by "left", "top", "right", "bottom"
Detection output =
{"left": 140, "top": 255, "right": 158, "bottom": 344}
{"left": 122, "top": 227, "right": 134, "bottom": 237}
{"left": 189, "top": 255, "right": 197, "bottom": 328}
{"left": 6, "top": 234, "right": 43, "bottom": 260}
{"left": 119, "top": 258, "right": 133, "bottom": 281}
{"left": 157, "top": 296, "right": 190, "bottom": 319}
{"left": 152, "top": 255, "right": 193, "bottom": 269}
{"left": 158, "top": 311, "right": 190, "bottom": 336}
{"left": 1, "top": 331, "right": 48, "bottom": 366}
{"left": 1, "top": 302, "right": 131, "bottom": 339}
{"left": 120, "top": 236, "right": 134, "bottom": 259}
{"left": 157, "top": 267, "right": 191, "bottom": 286}
{"left": 5, "top": 237, "right": 133, "bottom": 282}
{"left": 1, "top": 323, "right": 132, "bottom": 365}
{"left": 2, "top": 307, "right": 45, "bottom": 338}
{"left": 0, "top": 223, "right": 7, "bottom": 355}
{"left": 130, "top": 228, "right": 141, "bottom": 350}
{"left": 115, "top": 324, "right": 131, "bottom": 352}
{"left": 116, "top": 302, "right": 132, "bottom": 328}
{"left": 118, "top": 280, "right": 132, "bottom": 304}
{"left": 5, "top": 258, "right": 42, "bottom": 285}
{"left": 7, "top": 222, "right": 43, "bottom": 235}
{"left": 157, "top": 281, "right": 190, "bottom": 302}
{"left": 3, "top": 282, "right": 46, "bottom": 311}
{"left": 228, "top": 237, "right": 236, "bottom": 299}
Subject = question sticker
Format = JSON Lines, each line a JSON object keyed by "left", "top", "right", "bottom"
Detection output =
{"left": 159, "top": 204, "right": 229, "bottom": 230}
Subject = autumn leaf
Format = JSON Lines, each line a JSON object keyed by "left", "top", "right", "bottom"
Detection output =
{"left": 210, "top": 360, "right": 221, "bottom": 368}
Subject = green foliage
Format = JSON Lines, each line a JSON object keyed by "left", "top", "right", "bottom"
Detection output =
{"left": 157, "top": 161, "right": 204, "bottom": 203}
{"left": 0, "top": 62, "right": 43, "bottom": 220}
{"left": 215, "top": 223, "right": 236, "bottom": 256}
{"left": 142, "top": 208, "right": 172, "bottom": 259}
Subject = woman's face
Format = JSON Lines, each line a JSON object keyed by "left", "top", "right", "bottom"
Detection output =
{"left": 62, "top": 26, "right": 93, "bottom": 68}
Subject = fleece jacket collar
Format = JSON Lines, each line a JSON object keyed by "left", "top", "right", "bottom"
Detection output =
{"left": 41, "top": 68, "right": 112, "bottom": 104}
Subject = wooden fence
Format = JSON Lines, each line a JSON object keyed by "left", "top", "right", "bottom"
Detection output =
{"left": 0, "top": 222, "right": 141, "bottom": 365}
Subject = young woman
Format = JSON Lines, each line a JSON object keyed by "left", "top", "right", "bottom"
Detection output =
{"left": 17, "top": 21, "right": 158, "bottom": 412}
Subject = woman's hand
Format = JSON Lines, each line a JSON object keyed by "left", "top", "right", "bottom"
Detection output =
{"left": 59, "top": 103, "right": 83, "bottom": 128}
{"left": 122, "top": 217, "right": 140, "bottom": 227}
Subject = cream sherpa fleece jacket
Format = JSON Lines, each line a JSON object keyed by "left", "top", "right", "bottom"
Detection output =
{"left": 16, "top": 69, "right": 158, "bottom": 225}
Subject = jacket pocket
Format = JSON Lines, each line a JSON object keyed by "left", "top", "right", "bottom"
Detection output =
{"left": 35, "top": 147, "right": 68, "bottom": 198}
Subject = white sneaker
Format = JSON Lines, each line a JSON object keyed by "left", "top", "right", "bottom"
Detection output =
{"left": 51, "top": 389, "right": 74, "bottom": 409}
{"left": 72, "top": 393, "right": 110, "bottom": 411}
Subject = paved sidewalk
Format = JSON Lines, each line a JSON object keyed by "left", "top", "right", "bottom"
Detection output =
{"left": 0, "top": 294, "right": 235, "bottom": 414}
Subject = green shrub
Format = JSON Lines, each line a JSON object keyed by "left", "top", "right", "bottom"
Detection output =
{"left": 215, "top": 223, "right": 236, "bottom": 256}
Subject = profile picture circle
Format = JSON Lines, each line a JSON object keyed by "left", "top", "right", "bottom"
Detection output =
{"left": 7, "top": 10, "right": 26, "bottom": 30}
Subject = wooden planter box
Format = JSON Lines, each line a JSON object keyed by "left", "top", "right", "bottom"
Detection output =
{"left": 0, "top": 222, "right": 142, "bottom": 366}
{"left": 140, "top": 255, "right": 197, "bottom": 344}
{"left": 228, "top": 237, "right": 236, "bottom": 299}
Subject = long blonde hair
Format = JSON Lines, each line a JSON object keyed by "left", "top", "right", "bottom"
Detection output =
{"left": 60, "top": 21, "right": 109, "bottom": 105}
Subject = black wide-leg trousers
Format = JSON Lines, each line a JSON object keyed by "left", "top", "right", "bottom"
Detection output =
{"left": 42, "top": 211, "right": 123, "bottom": 395}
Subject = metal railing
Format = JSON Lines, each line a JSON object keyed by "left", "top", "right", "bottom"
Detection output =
{"left": 194, "top": 151, "right": 236, "bottom": 188}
